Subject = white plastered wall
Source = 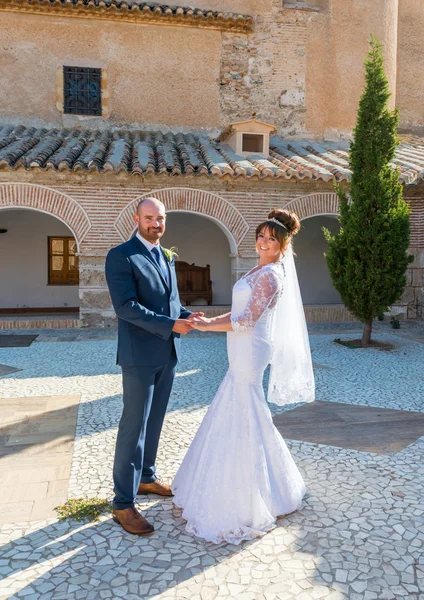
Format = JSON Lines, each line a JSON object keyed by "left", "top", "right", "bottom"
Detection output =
{"left": 295, "top": 215, "right": 342, "bottom": 305}
{"left": 0, "top": 209, "right": 80, "bottom": 309}
{"left": 161, "top": 212, "right": 232, "bottom": 305}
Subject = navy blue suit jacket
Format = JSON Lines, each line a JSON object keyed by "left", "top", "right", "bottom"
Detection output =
{"left": 105, "top": 236, "right": 191, "bottom": 367}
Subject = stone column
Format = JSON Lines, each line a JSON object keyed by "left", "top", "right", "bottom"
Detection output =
{"left": 397, "top": 0, "right": 424, "bottom": 130}
{"left": 406, "top": 248, "right": 424, "bottom": 319}
{"left": 230, "top": 253, "right": 258, "bottom": 285}
{"left": 392, "top": 248, "right": 424, "bottom": 320}
{"left": 78, "top": 254, "right": 116, "bottom": 328}
{"left": 306, "top": 0, "right": 399, "bottom": 136}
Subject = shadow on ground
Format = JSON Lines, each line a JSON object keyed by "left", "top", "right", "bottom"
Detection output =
{"left": 1, "top": 455, "right": 422, "bottom": 600}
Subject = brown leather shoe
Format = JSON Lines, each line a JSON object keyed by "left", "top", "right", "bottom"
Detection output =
{"left": 112, "top": 507, "right": 154, "bottom": 536}
{"left": 137, "top": 479, "right": 173, "bottom": 497}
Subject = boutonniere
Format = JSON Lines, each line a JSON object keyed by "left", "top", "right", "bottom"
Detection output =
{"left": 162, "top": 246, "right": 178, "bottom": 263}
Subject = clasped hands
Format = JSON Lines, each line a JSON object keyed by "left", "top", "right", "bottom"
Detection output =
{"left": 172, "top": 312, "right": 212, "bottom": 335}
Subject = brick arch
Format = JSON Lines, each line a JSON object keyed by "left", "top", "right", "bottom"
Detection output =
{"left": 284, "top": 192, "right": 340, "bottom": 221}
{"left": 115, "top": 188, "right": 248, "bottom": 253}
{"left": 0, "top": 183, "right": 91, "bottom": 251}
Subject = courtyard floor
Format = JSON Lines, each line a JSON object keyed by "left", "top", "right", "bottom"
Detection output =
{"left": 0, "top": 322, "right": 423, "bottom": 600}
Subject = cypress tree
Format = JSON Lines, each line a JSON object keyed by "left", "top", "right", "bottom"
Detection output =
{"left": 324, "top": 36, "right": 411, "bottom": 346}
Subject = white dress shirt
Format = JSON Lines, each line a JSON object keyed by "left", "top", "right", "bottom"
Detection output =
{"left": 136, "top": 232, "right": 169, "bottom": 286}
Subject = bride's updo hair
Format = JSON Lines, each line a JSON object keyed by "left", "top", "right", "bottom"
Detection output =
{"left": 255, "top": 209, "right": 301, "bottom": 251}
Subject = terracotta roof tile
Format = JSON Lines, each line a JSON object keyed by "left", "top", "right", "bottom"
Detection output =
{"left": 219, "top": 144, "right": 261, "bottom": 178}
{"left": 0, "top": 0, "right": 253, "bottom": 31}
{"left": 132, "top": 133, "right": 156, "bottom": 175}
{"left": 1, "top": 124, "right": 424, "bottom": 184}
{"left": 196, "top": 135, "right": 233, "bottom": 177}
{"left": 249, "top": 156, "right": 285, "bottom": 178}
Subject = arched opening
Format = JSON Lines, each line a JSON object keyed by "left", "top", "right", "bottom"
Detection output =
{"left": 161, "top": 212, "right": 232, "bottom": 305}
{"left": 295, "top": 215, "right": 341, "bottom": 304}
{"left": 116, "top": 187, "right": 247, "bottom": 252}
{"left": 0, "top": 208, "right": 80, "bottom": 314}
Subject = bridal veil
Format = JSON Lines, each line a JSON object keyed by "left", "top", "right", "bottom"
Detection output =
{"left": 267, "top": 244, "right": 315, "bottom": 406}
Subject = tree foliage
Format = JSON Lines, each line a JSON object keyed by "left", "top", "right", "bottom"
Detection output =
{"left": 324, "top": 36, "right": 411, "bottom": 345}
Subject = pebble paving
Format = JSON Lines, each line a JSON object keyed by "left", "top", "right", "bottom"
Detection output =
{"left": 0, "top": 325, "right": 423, "bottom": 600}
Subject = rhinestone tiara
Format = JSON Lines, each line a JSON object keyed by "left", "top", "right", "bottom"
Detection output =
{"left": 266, "top": 217, "right": 288, "bottom": 232}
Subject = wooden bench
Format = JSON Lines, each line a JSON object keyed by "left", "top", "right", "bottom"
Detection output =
{"left": 175, "top": 261, "right": 213, "bottom": 306}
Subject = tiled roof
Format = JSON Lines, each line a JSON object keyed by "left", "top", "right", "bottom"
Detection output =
{"left": 0, "top": 0, "right": 253, "bottom": 31}
{"left": 1, "top": 124, "right": 424, "bottom": 184}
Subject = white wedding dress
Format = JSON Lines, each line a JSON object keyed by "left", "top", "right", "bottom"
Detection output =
{"left": 172, "top": 261, "right": 308, "bottom": 544}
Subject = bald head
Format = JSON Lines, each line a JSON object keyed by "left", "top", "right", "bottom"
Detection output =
{"left": 137, "top": 197, "right": 165, "bottom": 213}
{"left": 133, "top": 197, "right": 166, "bottom": 244}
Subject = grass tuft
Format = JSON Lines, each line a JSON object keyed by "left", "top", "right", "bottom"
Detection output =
{"left": 55, "top": 497, "right": 112, "bottom": 522}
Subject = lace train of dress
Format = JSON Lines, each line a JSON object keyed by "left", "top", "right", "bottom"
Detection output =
{"left": 172, "top": 263, "right": 307, "bottom": 544}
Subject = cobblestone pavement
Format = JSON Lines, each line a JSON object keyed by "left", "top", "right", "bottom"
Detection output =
{"left": 0, "top": 324, "right": 423, "bottom": 600}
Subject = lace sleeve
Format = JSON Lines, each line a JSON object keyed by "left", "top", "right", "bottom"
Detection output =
{"left": 231, "top": 268, "right": 281, "bottom": 332}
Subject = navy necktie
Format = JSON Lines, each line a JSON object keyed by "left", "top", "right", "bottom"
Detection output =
{"left": 151, "top": 246, "right": 168, "bottom": 283}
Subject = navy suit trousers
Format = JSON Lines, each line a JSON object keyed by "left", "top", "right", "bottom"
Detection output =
{"left": 112, "top": 353, "right": 178, "bottom": 510}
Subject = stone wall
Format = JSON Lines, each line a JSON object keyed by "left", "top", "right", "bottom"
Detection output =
{"left": 397, "top": 0, "right": 424, "bottom": 132}
{"left": 0, "top": 0, "right": 404, "bottom": 138}
{"left": 305, "top": 0, "right": 398, "bottom": 138}
{"left": 219, "top": 2, "right": 309, "bottom": 137}
{"left": 402, "top": 249, "right": 424, "bottom": 320}
{"left": 401, "top": 186, "right": 424, "bottom": 319}
{"left": 177, "top": 0, "right": 271, "bottom": 13}
{"left": 218, "top": 0, "right": 399, "bottom": 138}
{"left": 0, "top": 12, "right": 222, "bottom": 129}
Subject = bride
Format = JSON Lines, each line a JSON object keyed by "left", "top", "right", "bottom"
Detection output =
{"left": 172, "top": 209, "right": 315, "bottom": 544}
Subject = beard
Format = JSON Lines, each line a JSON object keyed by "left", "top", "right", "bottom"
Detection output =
{"left": 140, "top": 225, "right": 164, "bottom": 242}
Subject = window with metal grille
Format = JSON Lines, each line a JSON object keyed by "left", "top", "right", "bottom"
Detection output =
{"left": 63, "top": 66, "right": 102, "bottom": 116}
{"left": 48, "top": 237, "right": 79, "bottom": 285}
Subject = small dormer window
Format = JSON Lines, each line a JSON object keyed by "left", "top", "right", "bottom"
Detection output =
{"left": 217, "top": 118, "right": 276, "bottom": 158}
{"left": 216, "top": 115, "right": 275, "bottom": 158}
{"left": 242, "top": 134, "right": 264, "bottom": 153}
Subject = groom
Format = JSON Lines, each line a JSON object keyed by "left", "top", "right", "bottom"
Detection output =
{"left": 105, "top": 197, "right": 202, "bottom": 535}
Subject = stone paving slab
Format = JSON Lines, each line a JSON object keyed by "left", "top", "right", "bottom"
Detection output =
{"left": 0, "top": 364, "right": 22, "bottom": 377}
{"left": 273, "top": 400, "right": 424, "bottom": 454}
{"left": 0, "top": 334, "right": 38, "bottom": 348}
{"left": 0, "top": 395, "right": 80, "bottom": 524}
{"left": 0, "top": 332, "right": 422, "bottom": 599}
